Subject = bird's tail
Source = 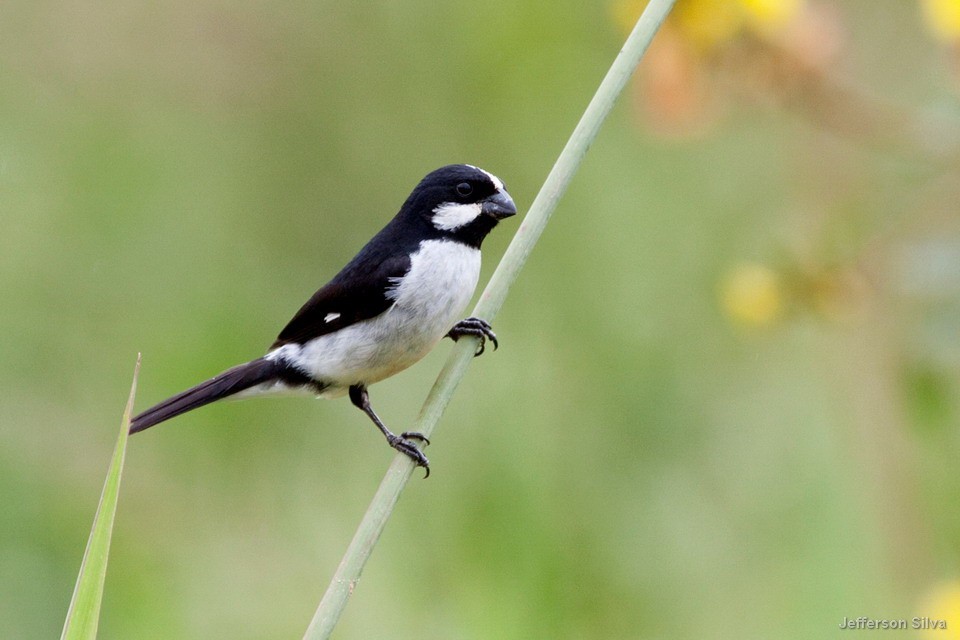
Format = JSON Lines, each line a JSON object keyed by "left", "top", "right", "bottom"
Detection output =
{"left": 129, "top": 358, "right": 282, "bottom": 434}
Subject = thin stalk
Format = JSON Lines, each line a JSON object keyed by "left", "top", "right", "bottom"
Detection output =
{"left": 303, "top": 2, "right": 676, "bottom": 637}
{"left": 61, "top": 354, "right": 140, "bottom": 640}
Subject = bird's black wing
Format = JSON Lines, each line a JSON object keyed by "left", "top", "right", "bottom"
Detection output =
{"left": 270, "top": 252, "right": 411, "bottom": 349}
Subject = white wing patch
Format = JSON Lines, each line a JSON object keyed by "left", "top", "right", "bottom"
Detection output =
{"left": 324, "top": 312, "right": 340, "bottom": 323}
{"left": 432, "top": 202, "right": 482, "bottom": 231}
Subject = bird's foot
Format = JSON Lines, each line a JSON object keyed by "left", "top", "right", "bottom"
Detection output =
{"left": 387, "top": 433, "right": 431, "bottom": 478}
{"left": 447, "top": 317, "right": 498, "bottom": 357}
{"left": 400, "top": 431, "right": 430, "bottom": 445}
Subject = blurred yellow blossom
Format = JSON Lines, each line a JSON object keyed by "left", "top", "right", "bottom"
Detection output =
{"left": 741, "top": 0, "right": 804, "bottom": 33}
{"left": 916, "top": 580, "right": 960, "bottom": 639}
{"left": 614, "top": 0, "right": 817, "bottom": 136}
{"left": 672, "top": 0, "right": 743, "bottom": 50}
{"left": 612, "top": 0, "right": 805, "bottom": 48}
{"left": 720, "top": 263, "right": 784, "bottom": 327}
{"left": 921, "top": 0, "right": 960, "bottom": 42}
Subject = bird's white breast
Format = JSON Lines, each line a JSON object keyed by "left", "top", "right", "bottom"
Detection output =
{"left": 386, "top": 239, "right": 481, "bottom": 317}
{"left": 280, "top": 239, "right": 481, "bottom": 392}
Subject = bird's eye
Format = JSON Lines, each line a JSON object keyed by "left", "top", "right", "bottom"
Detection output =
{"left": 456, "top": 182, "right": 473, "bottom": 197}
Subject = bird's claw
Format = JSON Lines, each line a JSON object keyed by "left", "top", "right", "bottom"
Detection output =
{"left": 447, "top": 317, "right": 498, "bottom": 357}
{"left": 401, "top": 431, "right": 430, "bottom": 445}
{"left": 388, "top": 434, "right": 431, "bottom": 478}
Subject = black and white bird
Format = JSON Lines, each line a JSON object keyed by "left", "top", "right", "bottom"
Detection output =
{"left": 130, "top": 164, "right": 516, "bottom": 476}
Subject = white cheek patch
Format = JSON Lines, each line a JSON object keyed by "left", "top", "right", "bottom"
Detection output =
{"left": 432, "top": 201, "right": 482, "bottom": 231}
{"left": 324, "top": 312, "right": 340, "bottom": 323}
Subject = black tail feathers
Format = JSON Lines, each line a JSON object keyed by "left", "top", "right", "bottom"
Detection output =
{"left": 129, "top": 358, "right": 282, "bottom": 434}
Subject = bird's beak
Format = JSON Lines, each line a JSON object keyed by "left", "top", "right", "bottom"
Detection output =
{"left": 481, "top": 190, "right": 517, "bottom": 220}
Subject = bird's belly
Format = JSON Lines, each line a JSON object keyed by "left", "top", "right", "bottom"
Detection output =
{"left": 295, "top": 240, "right": 481, "bottom": 386}
{"left": 304, "top": 312, "right": 444, "bottom": 384}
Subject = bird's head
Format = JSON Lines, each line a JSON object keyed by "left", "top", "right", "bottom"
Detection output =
{"left": 403, "top": 164, "right": 517, "bottom": 248}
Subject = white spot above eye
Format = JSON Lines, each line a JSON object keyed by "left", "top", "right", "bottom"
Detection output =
{"left": 467, "top": 165, "right": 504, "bottom": 191}
{"left": 432, "top": 202, "right": 482, "bottom": 231}
{"left": 324, "top": 312, "right": 340, "bottom": 323}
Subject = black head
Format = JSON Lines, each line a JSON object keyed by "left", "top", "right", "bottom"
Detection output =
{"left": 400, "top": 164, "right": 517, "bottom": 248}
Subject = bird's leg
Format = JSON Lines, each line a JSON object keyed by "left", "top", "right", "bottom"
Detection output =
{"left": 349, "top": 384, "right": 430, "bottom": 478}
{"left": 446, "top": 317, "right": 498, "bottom": 357}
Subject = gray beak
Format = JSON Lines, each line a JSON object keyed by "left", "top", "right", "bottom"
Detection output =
{"left": 481, "top": 190, "right": 517, "bottom": 220}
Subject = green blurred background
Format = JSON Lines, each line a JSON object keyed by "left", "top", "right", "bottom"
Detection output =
{"left": 3, "top": 0, "right": 960, "bottom": 637}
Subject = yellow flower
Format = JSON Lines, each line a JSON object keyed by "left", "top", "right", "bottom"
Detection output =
{"left": 740, "top": 0, "right": 804, "bottom": 33}
{"left": 916, "top": 580, "right": 960, "bottom": 638}
{"left": 673, "top": 0, "right": 744, "bottom": 50}
{"left": 611, "top": 0, "right": 804, "bottom": 48}
{"left": 922, "top": 0, "right": 960, "bottom": 42}
{"left": 720, "top": 263, "right": 784, "bottom": 327}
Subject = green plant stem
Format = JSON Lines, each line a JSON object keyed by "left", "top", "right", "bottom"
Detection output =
{"left": 303, "top": 2, "right": 676, "bottom": 637}
{"left": 61, "top": 354, "right": 140, "bottom": 640}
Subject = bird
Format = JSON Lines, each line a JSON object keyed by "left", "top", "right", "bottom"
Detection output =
{"left": 129, "top": 164, "right": 516, "bottom": 477}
